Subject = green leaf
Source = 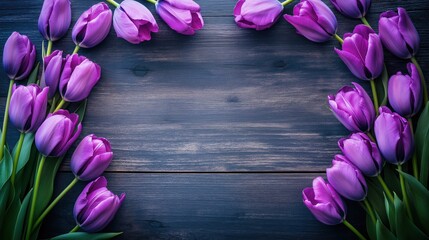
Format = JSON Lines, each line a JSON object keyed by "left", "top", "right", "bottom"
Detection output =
{"left": 27, "top": 62, "right": 40, "bottom": 84}
{"left": 376, "top": 219, "right": 397, "bottom": 240}
{"left": 376, "top": 65, "right": 389, "bottom": 106}
{"left": 366, "top": 214, "right": 377, "bottom": 240}
{"left": 50, "top": 232, "right": 123, "bottom": 240}
{"left": 0, "top": 181, "right": 11, "bottom": 231}
{"left": 384, "top": 194, "right": 396, "bottom": 234}
{"left": 367, "top": 178, "right": 388, "bottom": 223}
{"left": 383, "top": 165, "right": 402, "bottom": 198}
{"left": 75, "top": 99, "right": 88, "bottom": 123}
{"left": 42, "top": 41, "right": 46, "bottom": 59}
{"left": 394, "top": 194, "right": 428, "bottom": 240}
{"left": 0, "top": 189, "right": 20, "bottom": 240}
{"left": 12, "top": 133, "right": 35, "bottom": 174}
{"left": 415, "top": 102, "right": 429, "bottom": 188}
{"left": 12, "top": 189, "right": 32, "bottom": 240}
{"left": 15, "top": 142, "right": 38, "bottom": 199}
{"left": 0, "top": 147, "right": 13, "bottom": 190}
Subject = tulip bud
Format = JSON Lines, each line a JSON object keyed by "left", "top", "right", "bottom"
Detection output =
{"left": 72, "top": 3, "right": 112, "bottom": 48}
{"left": 328, "top": 82, "right": 375, "bottom": 133}
{"left": 326, "top": 155, "right": 367, "bottom": 201}
{"left": 233, "top": 0, "right": 283, "bottom": 31}
{"left": 374, "top": 106, "right": 414, "bottom": 165}
{"left": 302, "top": 177, "right": 346, "bottom": 225}
{"left": 42, "top": 50, "right": 64, "bottom": 99}
{"left": 59, "top": 54, "right": 101, "bottom": 102}
{"left": 330, "top": 0, "right": 371, "bottom": 19}
{"left": 38, "top": 0, "right": 71, "bottom": 41}
{"left": 9, "top": 84, "right": 49, "bottom": 133}
{"left": 156, "top": 0, "right": 204, "bottom": 35}
{"left": 35, "top": 109, "right": 82, "bottom": 157}
{"left": 379, "top": 8, "right": 419, "bottom": 59}
{"left": 284, "top": 0, "right": 337, "bottom": 42}
{"left": 388, "top": 63, "right": 422, "bottom": 117}
{"left": 113, "top": 0, "right": 158, "bottom": 44}
{"left": 335, "top": 24, "right": 384, "bottom": 80}
{"left": 71, "top": 134, "right": 113, "bottom": 181}
{"left": 2, "top": 32, "right": 36, "bottom": 81}
{"left": 74, "top": 176, "right": 125, "bottom": 232}
{"left": 339, "top": 133, "right": 383, "bottom": 177}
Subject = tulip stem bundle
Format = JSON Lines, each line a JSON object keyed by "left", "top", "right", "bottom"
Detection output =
{"left": 0, "top": 80, "right": 14, "bottom": 160}
{"left": 398, "top": 165, "right": 413, "bottom": 219}
{"left": 10, "top": 132, "right": 25, "bottom": 185}
{"left": 281, "top": 0, "right": 294, "bottom": 7}
{"left": 411, "top": 57, "right": 428, "bottom": 104}
{"left": 369, "top": 80, "right": 379, "bottom": 115}
{"left": 376, "top": 175, "right": 394, "bottom": 202}
{"left": 343, "top": 220, "right": 367, "bottom": 240}
{"left": 363, "top": 199, "right": 376, "bottom": 223}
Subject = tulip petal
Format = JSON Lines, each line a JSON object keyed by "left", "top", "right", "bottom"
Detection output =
{"left": 284, "top": 15, "right": 331, "bottom": 42}
{"left": 365, "top": 34, "right": 383, "bottom": 79}
{"left": 335, "top": 48, "right": 367, "bottom": 80}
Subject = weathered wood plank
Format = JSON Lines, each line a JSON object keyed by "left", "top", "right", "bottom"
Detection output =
{"left": 39, "top": 173, "right": 364, "bottom": 239}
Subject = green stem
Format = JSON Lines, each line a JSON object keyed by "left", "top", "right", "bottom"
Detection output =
{"left": 72, "top": 45, "right": 80, "bottom": 54}
{"left": 343, "top": 220, "right": 367, "bottom": 240}
{"left": 411, "top": 57, "right": 428, "bottom": 105}
{"left": 370, "top": 79, "right": 379, "bottom": 115}
{"left": 363, "top": 199, "right": 376, "bottom": 223}
{"left": 26, "top": 156, "right": 47, "bottom": 240}
{"left": 70, "top": 225, "right": 80, "bottom": 233}
{"left": 11, "top": 132, "right": 25, "bottom": 185}
{"left": 0, "top": 80, "right": 14, "bottom": 161}
{"left": 281, "top": 0, "right": 294, "bottom": 6}
{"left": 49, "top": 95, "right": 58, "bottom": 113}
{"left": 54, "top": 99, "right": 67, "bottom": 112}
{"left": 376, "top": 175, "right": 394, "bottom": 202}
{"left": 146, "top": 0, "right": 157, "bottom": 4}
{"left": 398, "top": 164, "right": 413, "bottom": 219}
{"left": 334, "top": 34, "right": 343, "bottom": 44}
{"left": 46, "top": 40, "right": 53, "bottom": 56}
{"left": 407, "top": 118, "right": 419, "bottom": 178}
{"left": 360, "top": 17, "right": 371, "bottom": 28}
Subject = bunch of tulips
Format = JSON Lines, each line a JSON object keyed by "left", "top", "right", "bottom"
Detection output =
{"left": 234, "top": 0, "right": 429, "bottom": 239}
{"left": 0, "top": 0, "right": 203, "bottom": 239}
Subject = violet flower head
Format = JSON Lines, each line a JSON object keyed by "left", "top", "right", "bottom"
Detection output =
{"left": 379, "top": 8, "right": 419, "bottom": 59}
{"left": 388, "top": 63, "right": 422, "bottom": 117}
{"left": 9, "top": 84, "right": 49, "bottom": 133}
{"left": 302, "top": 177, "right": 346, "bottom": 225}
{"left": 74, "top": 176, "right": 125, "bottom": 232}
{"left": 42, "top": 50, "right": 64, "bottom": 99}
{"left": 59, "top": 53, "right": 101, "bottom": 102}
{"left": 71, "top": 134, "right": 113, "bottom": 181}
{"left": 3, "top": 32, "right": 36, "bottom": 81}
{"left": 330, "top": 0, "right": 371, "bottom": 19}
{"left": 72, "top": 2, "right": 113, "bottom": 48}
{"left": 374, "top": 106, "right": 414, "bottom": 165}
{"left": 38, "top": 0, "right": 71, "bottom": 41}
{"left": 234, "top": 0, "right": 283, "bottom": 31}
{"left": 339, "top": 132, "right": 383, "bottom": 177}
{"left": 35, "top": 109, "right": 82, "bottom": 157}
{"left": 156, "top": 0, "right": 204, "bottom": 35}
{"left": 113, "top": 0, "right": 159, "bottom": 44}
{"left": 335, "top": 24, "right": 384, "bottom": 80}
{"left": 328, "top": 82, "right": 375, "bottom": 133}
{"left": 284, "top": 0, "right": 337, "bottom": 42}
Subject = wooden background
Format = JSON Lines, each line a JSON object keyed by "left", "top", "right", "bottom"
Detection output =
{"left": 1, "top": 0, "right": 428, "bottom": 239}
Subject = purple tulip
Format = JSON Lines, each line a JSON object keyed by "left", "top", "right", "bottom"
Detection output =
{"left": 2, "top": 32, "right": 36, "bottom": 81}
{"left": 71, "top": 134, "right": 113, "bottom": 181}
{"left": 42, "top": 50, "right": 64, "bottom": 99}
{"left": 156, "top": 0, "right": 204, "bottom": 35}
{"left": 38, "top": 0, "right": 71, "bottom": 41}
{"left": 379, "top": 8, "right": 419, "bottom": 59}
{"left": 374, "top": 106, "right": 414, "bottom": 165}
{"left": 233, "top": 0, "right": 283, "bottom": 31}
{"left": 328, "top": 82, "right": 375, "bottom": 132}
{"left": 59, "top": 54, "right": 101, "bottom": 102}
{"left": 74, "top": 176, "right": 125, "bottom": 232}
{"left": 339, "top": 133, "right": 383, "bottom": 177}
{"left": 284, "top": 0, "right": 337, "bottom": 42}
{"left": 302, "top": 177, "right": 346, "bottom": 225}
{"left": 35, "top": 109, "right": 82, "bottom": 157}
{"left": 9, "top": 84, "right": 49, "bottom": 133}
{"left": 330, "top": 0, "right": 371, "bottom": 19}
{"left": 113, "top": 0, "right": 159, "bottom": 44}
{"left": 335, "top": 24, "right": 384, "bottom": 80}
{"left": 72, "top": 2, "right": 112, "bottom": 48}
{"left": 388, "top": 63, "right": 422, "bottom": 117}
{"left": 326, "top": 155, "right": 367, "bottom": 201}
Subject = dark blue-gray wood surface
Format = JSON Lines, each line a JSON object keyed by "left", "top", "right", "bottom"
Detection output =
{"left": 0, "top": 0, "right": 428, "bottom": 239}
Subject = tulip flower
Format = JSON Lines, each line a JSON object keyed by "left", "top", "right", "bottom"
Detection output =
{"left": 9, "top": 84, "right": 49, "bottom": 133}
{"left": 72, "top": 2, "right": 113, "bottom": 48}
{"left": 233, "top": 0, "right": 283, "bottom": 31}
{"left": 2, "top": 32, "right": 36, "bottom": 81}
{"left": 302, "top": 177, "right": 346, "bottom": 225}
{"left": 71, "top": 134, "right": 113, "bottom": 181}
{"left": 379, "top": 8, "right": 419, "bottom": 59}
{"left": 284, "top": 0, "right": 337, "bottom": 42}
{"left": 335, "top": 25, "right": 384, "bottom": 80}
{"left": 59, "top": 54, "right": 101, "bottom": 102}
{"left": 156, "top": 0, "right": 204, "bottom": 35}
{"left": 327, "top": 155, "right": 367, "bottom": 201}
{"left": 388, "top": 63, "right": 422, "bottom": 117}
{"left": 330, "top": 0, "right": 371, "bottom": 19}
{"left": 328, "top": 82, "right": 375, "bottom": 132}
{"left": 42, "top": 50, "right": 64, "bottom": 99}
{"left": 113, "top": 0, "right": 159, "bottom": 44}
{"left": 74, "top": 176, "right": 125, "bottom": 232}
{"left": 38, "top": 0, "right": 71, "bottom": 41}
{"left": 35, "top": 110, "right": 82, "bottom": 157}
{"left": 374, "top": 107, "right": 414, "bottom": 165}
{"left": 339, "top": 133, "right": 382, "bottom": 177}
